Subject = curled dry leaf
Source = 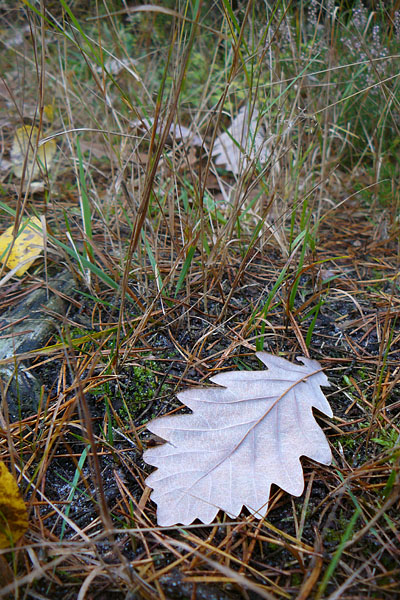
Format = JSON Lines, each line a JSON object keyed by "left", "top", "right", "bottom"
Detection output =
{"left": 0, "top": 461, "right": 28, "bottom": 548}
{"left": 212, "top": 105, "right": 271, "bottom": 174}
{"left": 131, "top": 117, "right": 203, "bottom": 146}
{"left": 96, "top": 55, "right": 140, "bottom": 80}
{"left": 144, "top": 353, "right": 332, "bottom": 526}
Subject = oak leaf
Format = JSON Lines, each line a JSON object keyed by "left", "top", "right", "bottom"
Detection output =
{"left": 144, "top": 353, "right": 332, "bottom": 526}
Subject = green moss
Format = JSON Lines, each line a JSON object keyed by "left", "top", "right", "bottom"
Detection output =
{"left": 324, "top": 512, "right": 350, "bottom": 543}
{"left": 113, "top": 361, "right": 172, "bottom": 426}
{"left": 372, "top": 428, "right": 399, "bottom": 451}
{"left": 291, "top": 573, "right": 302, "bottom": 586}
{"left": 119, "top": 364, "right": 157, "bottom": 417}
{"left": 335, "top": 435, "right": 357, "bottom": 451}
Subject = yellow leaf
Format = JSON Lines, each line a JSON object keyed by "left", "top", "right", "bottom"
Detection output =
{"left": 43, "top": 103, "right": 54, "bottom": 123}
{"left": 10, "top": 125, "right": 56, "bottom": 180}
{"left": 0, "top": 216, "right": 44, "bottom": 276}
{"left": 0, "top": 462, "right": 28, "bottom": 548}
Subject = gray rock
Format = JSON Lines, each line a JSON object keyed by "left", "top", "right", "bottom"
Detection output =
{"left": 0, "top": 271, "right": 76, "bottom": 420}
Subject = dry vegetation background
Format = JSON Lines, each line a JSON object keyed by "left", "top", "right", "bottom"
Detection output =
{"left": 0, "top": 0, "right": 399, "bottom": 598}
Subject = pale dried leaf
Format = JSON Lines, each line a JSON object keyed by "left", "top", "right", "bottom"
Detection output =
{"left": 212, "top": 105, "right": 271, "bottom": 174}
{"left": 131, "top": 117, "right": 203, "bottom": 146}
{"left": 10, "top": 125, "right": 56, "bottom": 180}
{"left": 144, "top": 353, "right": 332, "bottom": 526}
{"left": 96, "top": 56, "right": 139, "bottom": 80}
{"left": 0, "top": 158, "right": 12, "bottom": 172}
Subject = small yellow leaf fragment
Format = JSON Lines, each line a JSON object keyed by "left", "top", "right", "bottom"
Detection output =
{"left": 10, "top": 125, "right": 56, "bottom": 180}
{"left": 43, "top": 103, "right": 54, "bottom": 123}
{"left": 0, "top": 216, "right": 44, "bottom": 276}
{"left": 0, "top": 462, "right": 28, "bottom": 548}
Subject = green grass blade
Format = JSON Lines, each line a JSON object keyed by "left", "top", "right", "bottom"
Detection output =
{"left": 316, "top": 507, "right": 361, "bottom": 599}
{"left": 174, "top": 245, "right": 195, "bottom": 298}
{"left": 59, "top": 446, "right": 89, "bottom": 540}
{"left": 76, "top": 136, "right": 94, "bottom": 262}
{"left": 142, "top": 233, "right": 163, "bottom": 293}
